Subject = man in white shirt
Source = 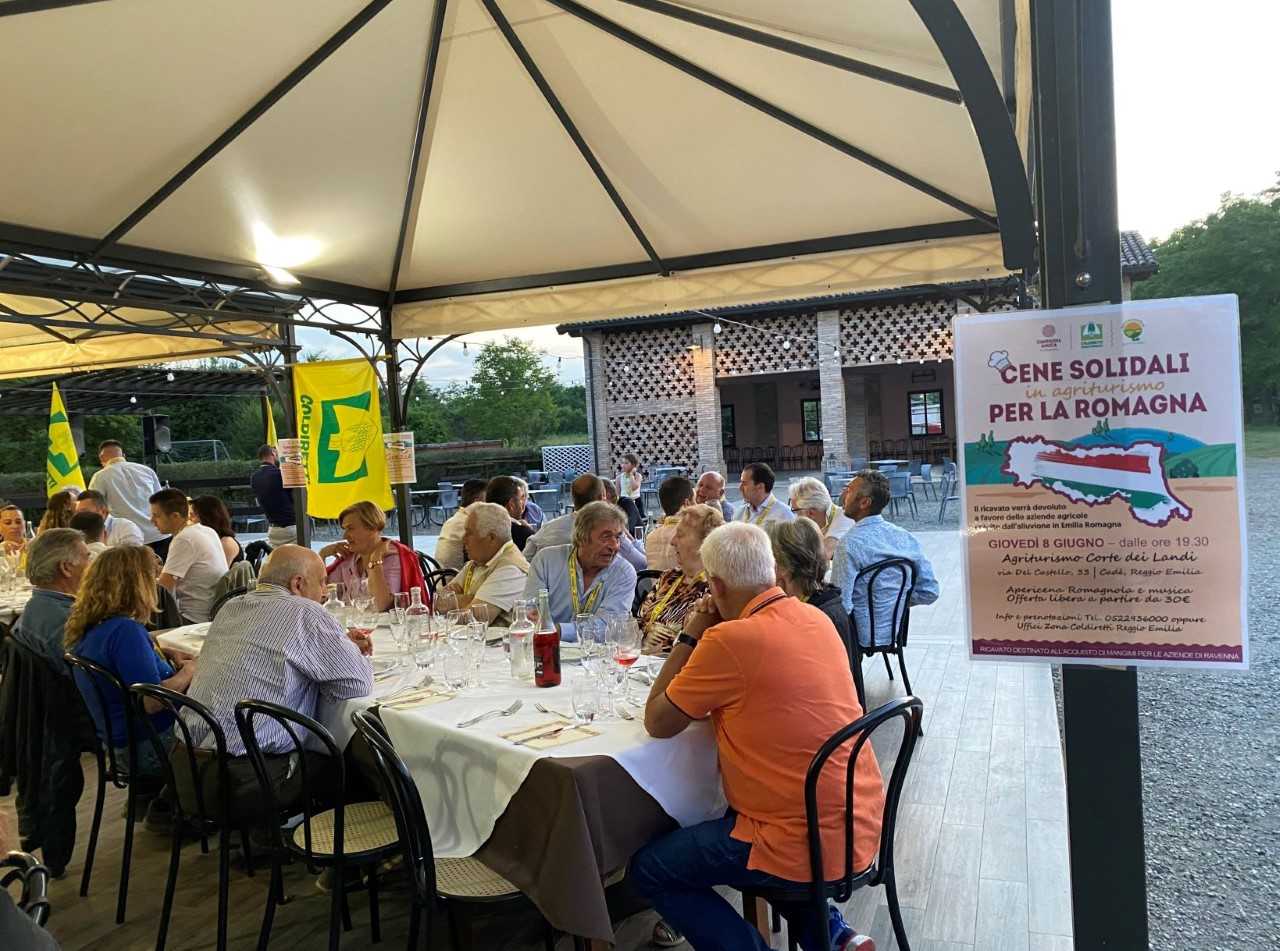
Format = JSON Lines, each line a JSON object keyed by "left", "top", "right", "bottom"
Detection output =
{"left": 75, "top": 489, "right": 145, "bottom": 547}
{"left": 735, "top": 462, "right": 794, "bottom": 528}
{"left": 438, "top": 502, "right": 529, "bottom": 623}
{"left": 86, "top": 441, "right": 164, "bottom": 545}
{"left": 789, "top": 476, "right": 855, "bottom": 562}
{"left": 433, "top": 479, "right": 487, "bottom": 570}
{"left": 149, "top": 488, "right": 227, "bottom": 623}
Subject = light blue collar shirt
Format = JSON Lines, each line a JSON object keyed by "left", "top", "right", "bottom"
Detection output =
{"left": 735, "top": 494, "right": 795, "bottom": 527}
{"left": 522, "top": 543, "right": 637, "bottom": 642}
{"left": 833, "top": 514, "right": 941, "bottom": 648}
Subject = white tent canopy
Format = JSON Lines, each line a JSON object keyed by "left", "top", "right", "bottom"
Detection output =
{"left": 0, "top": 0, "right": 1033, "bottom": 357}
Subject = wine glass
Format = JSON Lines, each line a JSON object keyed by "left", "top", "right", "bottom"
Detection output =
{"left": 609, "top": 616, "right": 643, "bottom": 704}
{"left": 434, "top": 588, "right": 459, "bottom": 616}
{"left": 391, "top": 592, "right": 411, "bottom": 659}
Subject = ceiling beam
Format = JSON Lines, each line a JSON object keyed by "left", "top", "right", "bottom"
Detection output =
{"left": 0, "top": 0, "right": 111, "bottom": 16}
{"left": 0, "top": 309, "right": 279, "bottom": 348}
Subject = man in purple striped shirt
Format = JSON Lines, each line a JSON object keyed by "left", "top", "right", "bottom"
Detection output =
{"left": 176, "top": 546, "right": 373, "bottom": 819}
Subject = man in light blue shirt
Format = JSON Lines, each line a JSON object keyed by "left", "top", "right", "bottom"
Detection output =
{"left": 833, "top": 469, "right": 939, "bottom": 648}
{"left": 524, "top": 501, "right": 637, "bottom": 642}
{"left": 86, "top": 440, "right": 164, "bottom": 544}
{"left": 527, "top": 475, "right": 647, "bottom": 570}
{"left": 735, "top": 462, "right": 794, "bottom": 528}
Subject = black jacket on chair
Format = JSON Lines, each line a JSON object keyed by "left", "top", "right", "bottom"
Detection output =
{"left": 0, "top": 640, "right": 97, "bottom": 874}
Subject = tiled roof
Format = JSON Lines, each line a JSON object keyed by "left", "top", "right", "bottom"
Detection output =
{"left": 559, "top": 231, "right": 1159, "bottom": 336}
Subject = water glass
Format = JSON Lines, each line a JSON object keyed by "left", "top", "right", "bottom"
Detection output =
{"left": 440, "top": 641, "right": 468, "bottom": 690}
{"left": 571, "top": 677, "right": 602, "bottom": 726}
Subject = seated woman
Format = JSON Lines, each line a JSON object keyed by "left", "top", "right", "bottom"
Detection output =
{"left": 768, "top": 517, "right": 854, "bottom": 655}
{"left": 65, "top": 545, "right": 196, "bottom": 779}
{"left": 190, "top": 495, "right": 244, "bottom": 567}
{"left": 637, "top": 503, "right": 724, "bottom": 653}
{"left": 1, "top": 503, "right": 28, "bottom": 557}
{"left": 319, "top": 500, "right": 427, "bottom": 612}
{"left": 37, "top": 489, "right": 77, "bottom": 534}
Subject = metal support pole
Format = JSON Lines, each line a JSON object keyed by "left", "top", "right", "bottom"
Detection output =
{"left": 382, "top": 319, "right": 414, "bottom": 547}
{"left": 1031, "top": 1, "right": 1148, "bottom": 948}
{"left": 278, "top": 323, "right": 311, "bottom": 548}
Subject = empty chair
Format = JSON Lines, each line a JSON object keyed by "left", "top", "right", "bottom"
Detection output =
{"left": 937, "top": 468, "right": 960, "bottom": 523}
{"left": 431, "top": 482, "right": 460, "bottom": 525}
{"left": 887, "top": 472, "right": 917, "bottom": 519}
{"left": 912, "top": 463, "right": 937, "bottom": 500}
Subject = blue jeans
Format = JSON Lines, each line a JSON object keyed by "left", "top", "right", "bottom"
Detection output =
{"left": 630, "top": 814, "right": 839, "bottom": 951}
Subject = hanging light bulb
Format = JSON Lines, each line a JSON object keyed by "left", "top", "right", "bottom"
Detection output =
{"left": 130, "top": 396, "right": 138, "bottom": 404}
{"left": 166, "top": 372, "right": 175, "bottom": 382}
{"left": 713, "top": 322, "right": 722, "bottom": 334}
{"left": 896, "top": 357, "right": 902, "bottom": 364}
{"left": 782, "top": 339, "right": 792, "bottom": 350}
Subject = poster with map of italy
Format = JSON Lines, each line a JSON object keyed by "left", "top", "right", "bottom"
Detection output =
{"left": 953, "top": 295, "right": 1247, "bottom": 669}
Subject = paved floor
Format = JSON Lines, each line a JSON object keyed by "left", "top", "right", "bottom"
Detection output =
{"left": 2, "top": 531, "right": 1073, "bottom": 950}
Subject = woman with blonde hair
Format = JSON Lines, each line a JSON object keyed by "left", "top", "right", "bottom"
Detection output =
{"left": 37, "top": 489, "right": 78, "bottom": 534}
{"left": 637, "top": 503, "right": 724, "bottom": 653}
{"left": 319, "top": 500, "right": 427, "bottom": 612}
{"left": 66, "top": 545, "right": 195, "bottom": 777}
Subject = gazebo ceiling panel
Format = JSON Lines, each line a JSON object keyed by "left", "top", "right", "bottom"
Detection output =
{"left": 0, "top": 0, "right": 368, "bottom": 239}
{"left": 124, "top": 0, "right": 436, "bottom": 290}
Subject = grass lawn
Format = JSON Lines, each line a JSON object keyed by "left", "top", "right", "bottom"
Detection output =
{"left": 1245, "top": 426, "right": 1280, "bottom": 459}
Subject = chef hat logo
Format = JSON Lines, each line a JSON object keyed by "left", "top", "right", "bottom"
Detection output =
{"left": 987, "top": 350, "right": 1012, "bottom": 371}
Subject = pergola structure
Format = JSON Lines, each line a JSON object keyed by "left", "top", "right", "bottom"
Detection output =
{"left": 0, "top": 3, "right": 1147, "bottom": 944}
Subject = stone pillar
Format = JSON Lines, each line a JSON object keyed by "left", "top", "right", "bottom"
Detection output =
{"left": 583, "top": 332, "right": 612, "bottom": 474}
{"left": 816, "top": 310, "right": 849, "bottom": 469}
{"left": 690, "top": 322, "right": 725, "bottom": 473}
{"left": 845, "top": 374, "right": 868, "bottom": 464}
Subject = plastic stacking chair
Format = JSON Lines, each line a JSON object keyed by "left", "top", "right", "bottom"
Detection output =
{"left": 937, "top": 465, "right": 960, "bottom": 523}
{"left": 1, "top": 851, "right": 52, "bottom": 927}
{"left": 350, "top": 710, "right": 557, "bottom": 951}
{"left": 740, "top": 697, "right": 925, "bottom": 951}
{"left": 912, "top": 463, "right": 937, "bottom": 500}
{"left": 887, "top": 472, "right": 918, "bottom": 519}
{"left": 235, "top": 701, "right": 399, "bottom": 951}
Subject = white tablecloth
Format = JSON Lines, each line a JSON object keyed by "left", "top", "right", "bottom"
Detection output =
{"left": 0, "top": 586, "right": 32, "bottom": 626}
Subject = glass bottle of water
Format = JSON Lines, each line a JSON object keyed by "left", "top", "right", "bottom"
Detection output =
{"left": 508, "top": 597, "right": 536, "bottom": 681}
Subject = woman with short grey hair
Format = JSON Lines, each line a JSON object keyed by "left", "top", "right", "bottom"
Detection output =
{"left": 768, "top": 518, "right": 853, "bottom": 655}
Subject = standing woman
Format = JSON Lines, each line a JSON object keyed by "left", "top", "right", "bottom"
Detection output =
{"left": 38, "top": 489, "right": 78, "bottom": 534}
{"left": 616, "top": 452, "right": 644, "bottom": 535}
{"left": 189, "top": 496, "right": 243, "bottom": 567}
{"left": 319, "top": 500, "right": 427, "bottom": 612}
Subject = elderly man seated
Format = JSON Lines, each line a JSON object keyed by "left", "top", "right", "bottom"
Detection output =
{"left": 177, "top": 545, "right": 373, "bottom": 818}
{"left": 789, "top": 476, "right": 854, "bottom": 562}
{"left": 523, "top": 501, "right": 636, "bottom": 641}
{"left": 75, "top": 489, "right": 144, "bottom": 547}
{"left": 634, "top": 522, "right": 880, "bottom": 951}
{"left": 694, "top": 471, "right": 735, "bottom": 521}
{"left": 736, "top": 462, "right": 794, "bottom": 527}
{"left": 834, "top": 469, "right": 940, "bottom": 649}
{"left": 11, "top": 528, "right": 90, "bottom": 672}
{"left": 434, "top": 478, "right": 488, "bottom": 570}
{"left": 643, "top": 476, "right": 694, "bottom": 572}
{"left": 485, "top": 476, "right": 536, "bottom": 551}
{"left": 436, "top": 502, "right": 529, "bottom": 624}
{"left": 526, "top": 474, "right": 648, "bottom": 571}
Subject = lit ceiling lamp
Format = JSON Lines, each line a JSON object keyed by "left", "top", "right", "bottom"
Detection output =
{"left": 253, "top": 222, "right": 320, "bottom": 288}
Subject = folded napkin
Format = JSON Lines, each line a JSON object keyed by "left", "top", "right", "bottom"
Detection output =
{"left": 381, "top": 686, "right": 456, "bottom": 710}
{"left": 500, "top": 719, "right": 600, "bottom": 750}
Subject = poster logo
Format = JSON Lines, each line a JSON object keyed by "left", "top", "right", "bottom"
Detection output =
{"left": 1122, "top": 318, "right": 1144, "bottom": 343}
{"left": 1036, "top": 323, "right": 1062, "bottom": 351}
{"left": 1080, "top": 321, "right": 1105, "bottom": 348}
{"left": 317, "top": 391, "right": 376, "bottom": 483}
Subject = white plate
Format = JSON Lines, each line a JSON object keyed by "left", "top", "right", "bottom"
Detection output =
{"left": 371, "top": 657, "right": 398, "bottom": 675}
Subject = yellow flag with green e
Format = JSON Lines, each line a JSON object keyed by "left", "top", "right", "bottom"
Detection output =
{"left": 47, "top": 383, "right": 86, "bottom": 496}
{"left": 292, "top": 357, "right": 393, "bottom": 518}
{"left": 263, "top": 393, "right": 278, "bottom": 447}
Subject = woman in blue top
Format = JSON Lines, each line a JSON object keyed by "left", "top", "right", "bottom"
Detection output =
{"left": 65, "top": 545, "right": 196, "bottom": 778}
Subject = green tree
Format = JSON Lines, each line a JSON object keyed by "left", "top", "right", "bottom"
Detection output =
{"left": 1134, "top": 178, "right": 1280, "bottom": 422}
{"left": 456, "top": 339, "right": 559, "bottom": 445}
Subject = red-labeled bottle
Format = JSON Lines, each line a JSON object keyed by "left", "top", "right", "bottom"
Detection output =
{"left": 533, "top": 588, "right": 561, "bottom": 687}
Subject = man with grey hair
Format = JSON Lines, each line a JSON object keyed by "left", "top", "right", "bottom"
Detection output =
{"left": 525, "top": 474, "right": 647, "bottom": 570}
{"left": 834, "top": 469, "right": 939, "bottom": 649}
{"left": 694, "top": 470, "right": 734, "bottom": 521}
{"left": 523, "top": 500, "right": 636, "bottom": 640}
{"left": 634, "top": 521, "right": 881, "bottom": 951}
{"left": 437, "top": 502, "right": 529, "bottom": 623}
{"left": 12, "top": 528, "right": 90, "bottom": 672}
{"left": 789, "top": 476, "right": 854, "bottom": 562}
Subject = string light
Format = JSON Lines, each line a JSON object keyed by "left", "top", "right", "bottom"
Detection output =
{"left": 713, "top": 322, "right": 722, "bottom": 334}
{"left": 165, "top": 372, "right": 175, "bottom": 382}
{"left": 782, "top": 339, "right": 792, "bottom": 350}
{"left": 129, "top": 396, "right": 138, "bottom": 404}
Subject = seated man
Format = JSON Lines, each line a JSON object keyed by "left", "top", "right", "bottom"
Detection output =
{"left": 513, "top": 477, "right": 545, "bottom": 532}
{"left": 736, "top": 462, "right": 794, "bottom": 527}
{"left": 523, "top": 474, "right": 604, "bottom": 558}
{"left": 643, "top": 476, "right": 694, "bottom": 572}
{"left": 434, "top": 478, "right": 487, "bottom": 570}
{"left": 789, "top": 476, "right": 854, "bottom": 562}
{"left": 523, "top": 501, "right": 637, "bottom": 641}
{"left": 437, "top": 502, "right": 529, "bottom": 624}
{"left": 834, "top": 470, "right": 940, "bottom": 648}
{"left": 634, "top": 522, "right": 881, "bottom": 951}
{"left": 599, "top": 477, "right": 648, "bottom": 571}
{"left": 695, "top": 470, "right": 735, "bottom": 521}
{"left": 69, "top": 511, "right": 109, "bottom": 559}
{"left": 11, "top": 528, "right": 90, "bottom": 673}
{"left": 485, "top": 476, "right": 535, "bottom": 551}
{"left": 178, "top": 545, "right": 373, "bottom": 819}
{"left": 75, "top": 489, "right": 144, "bottom": 546}
{"left": 149, "top": 488, "right": 228, "bottom": 623}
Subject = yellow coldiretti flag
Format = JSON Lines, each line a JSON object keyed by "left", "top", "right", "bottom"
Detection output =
{"left": 292, "top": 357, "right": 393, "bottom": 518}
{"left": 47, "top": 383, "right": 86, "bottom": 496}
{"left": 263, "top": 393, "right": 278, "bottom": 447}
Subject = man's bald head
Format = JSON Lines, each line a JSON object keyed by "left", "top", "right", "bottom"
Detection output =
{"left": 696, "top": 471, "right": 727, "bottom": 505}
{"left": 259, "top": 544, "right": 327, "bottom": 602}
{"left": 571, "top": 474, "right": 605, "bottom": 510}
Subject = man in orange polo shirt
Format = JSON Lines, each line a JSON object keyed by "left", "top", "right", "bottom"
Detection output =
{"left": 633, "top": 522, "right": 883, "bottom": 951}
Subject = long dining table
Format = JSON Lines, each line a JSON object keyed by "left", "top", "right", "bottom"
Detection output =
{"left": 155, "top": 619, "right": 727, "bottom": 944}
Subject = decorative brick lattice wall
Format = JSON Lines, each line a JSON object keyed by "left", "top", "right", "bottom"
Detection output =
{"left": 608, "top": 411, "right": 699, "bottom": 472}
{"left": 541, "top": 444, "right": 594, "bottom": 473}
{"left": 838, "top": 298, "right": 957, "bottom": 365}
{"left": 604, "top": 326, "right": 695, "bottom": 403}
{"left": 714, "top": 314, "right": 819, "bottom": 377}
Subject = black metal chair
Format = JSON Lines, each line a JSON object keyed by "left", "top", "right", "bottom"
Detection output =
{"left": 424, "top": 568, "right": 458, "bottom": 602}
{"left": 209, "top": 585, "right": 249, "bottom": 622}
{"left": 151, "top": 583, "right": 184, "bottom": 630}
{"left": 244, "top": 539, "right": 273, "bottom": 575}
{"left": 1, "top": 850, "right": 52, "bottom": 927}
{"left": 632, "top": 568, "right": 664, "bottom": 616}
{"left": 417, "top": 550, "right": 444, "bottom": 579}
{"left": 62, "top": 652, "right": 150, "bottom": 922}
{"left": 741, "top": 696, "right": 925, "bottom": 951}
{"left": 846, "top": 559, "right": 918, "bottom": 717}
{"left": 234, "top": 700, "right": 399, "bottom": 951}
{"left": 350, "top": 710, "right": 557, "bottom": 951}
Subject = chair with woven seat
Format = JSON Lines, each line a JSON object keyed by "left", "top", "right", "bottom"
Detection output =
{"left": 350, "top": 709, "right": 559, "bottom": 951}
{"left": 235, "top": 700, "right": 400, "bottom": 951}
{"left": 741, "top": 696, "right": 925, "bottom": 951}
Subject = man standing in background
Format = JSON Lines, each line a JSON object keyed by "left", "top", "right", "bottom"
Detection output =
{"left": 87, "top": 439, "right": 165, "bottom": 549}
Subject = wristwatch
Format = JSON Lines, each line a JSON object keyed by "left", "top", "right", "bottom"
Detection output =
{"left": 676, "top": 632, "right": 699, "bottom": 650}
